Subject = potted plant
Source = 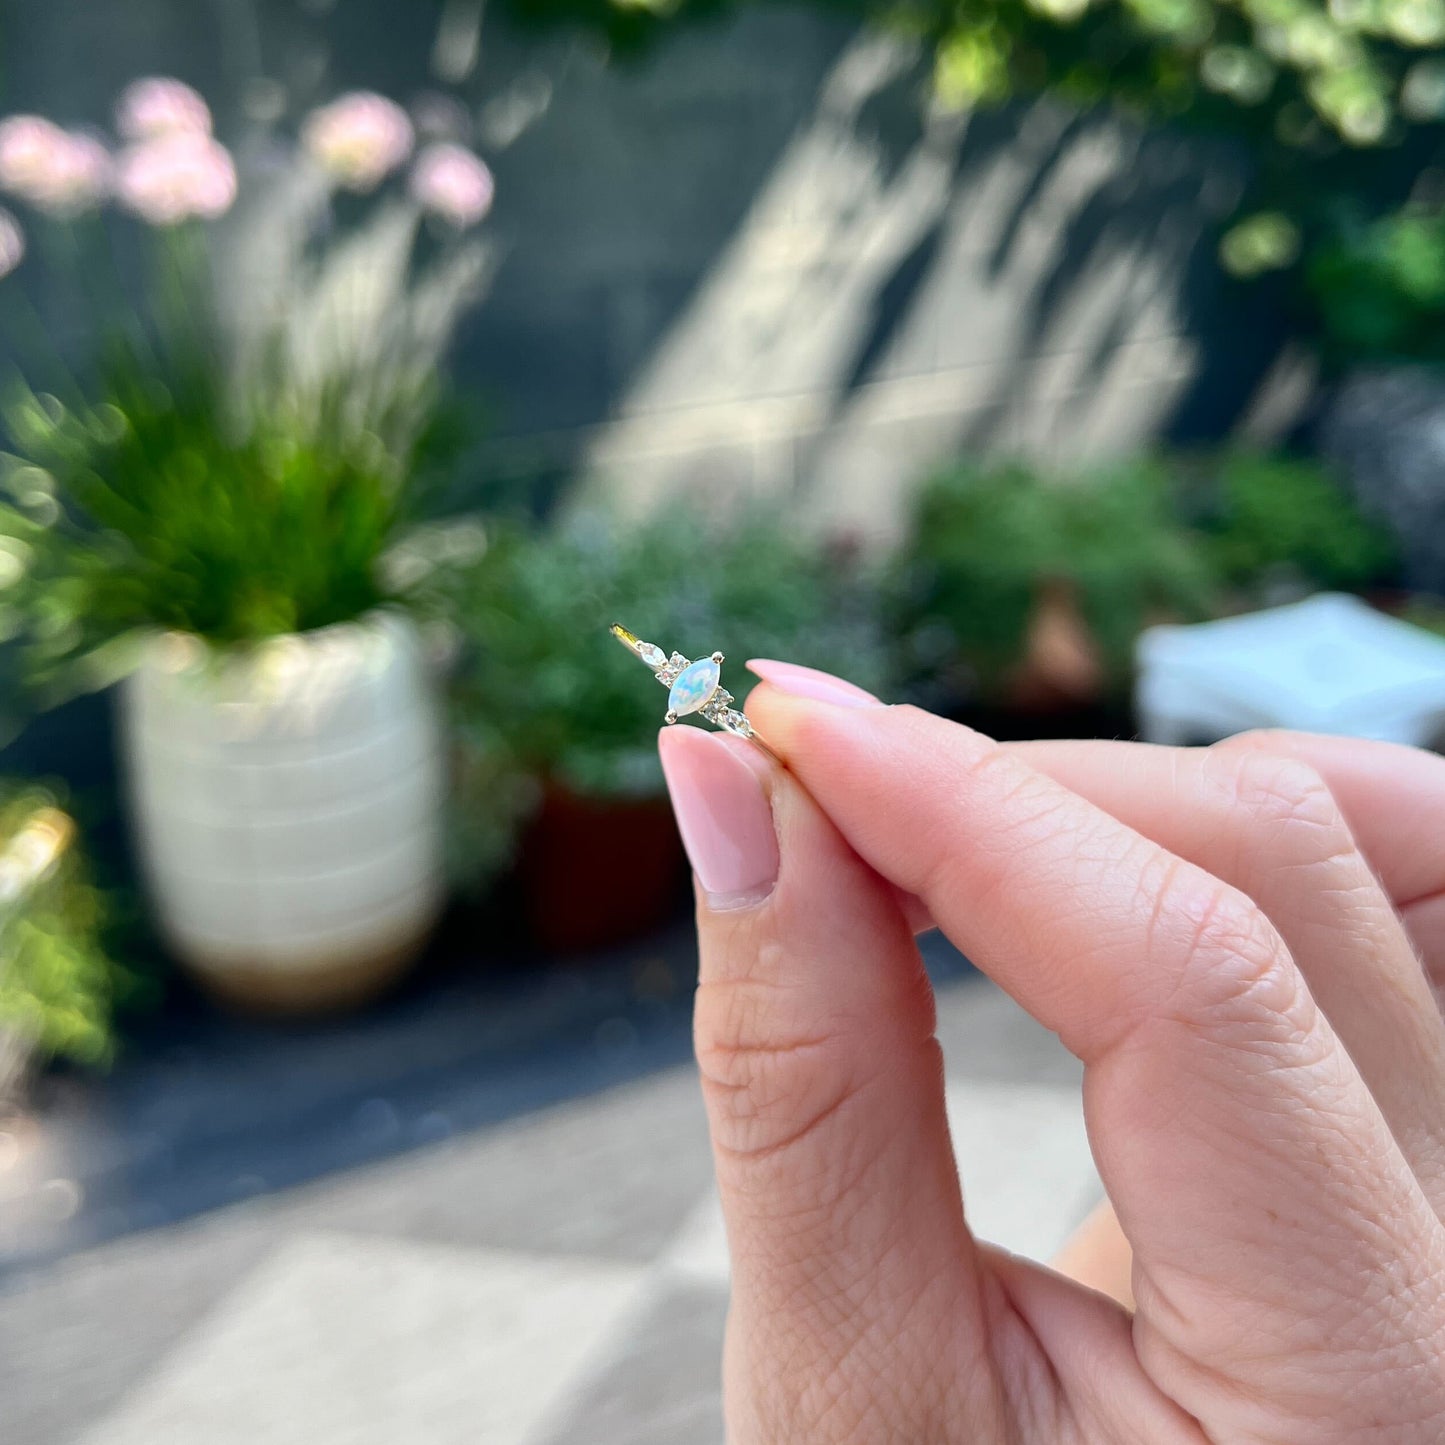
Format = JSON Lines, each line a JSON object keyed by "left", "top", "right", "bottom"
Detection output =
{"left": 1186, "top": 451, "right": 1399, "bottom": 606}
{"left": 0, "top": 784, "right": 127, "bottom": 1107}
{"left": 443, "top": 508, "right": 892, "bottom": 952}
{"left": 0, "top": 80, "right": 496, "bottom": 1012}
{"left": 892, "top": 458, "right": 1216, "bottom": 730}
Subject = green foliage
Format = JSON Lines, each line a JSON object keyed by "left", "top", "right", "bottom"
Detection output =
{"left": 502, "top": 0, "right": 1445, "bottom": 160}
{"left": 0, "top": 280, "right": 452, "bottom": 712}
{"left": 894, "top": 458, "right": 1216, "bottom": 698}
{"left": 0, "top": 785, "right": 122, "bottom": 1068}
{"left": 509, "top": 0, "right": 1445, "bottom": 151}
{"left": 500, "top": 0, "right": 1445, "bottom": 359}
{"left": 1196, "top": 450, "right": 1399, "bottom": 591}
{"left": 1307, "top": 208, "right": 1445, "bottom": 362}
{"left": 896, "top": 451, "right": 1398, "bottom": 704}
{"left": 445, "top": 507, "right": 893, "bottom": 803}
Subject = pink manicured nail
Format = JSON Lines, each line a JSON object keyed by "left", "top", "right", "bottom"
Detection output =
{"left": 659, "top": 727, "right": 780, "bottom": 909}
{"left": 746, "top": 659, "right": 882, "bottom": 708}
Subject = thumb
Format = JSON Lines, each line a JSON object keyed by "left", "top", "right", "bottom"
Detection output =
{"left": 658, "top": 726, "right": 1004, "bottom": 1442}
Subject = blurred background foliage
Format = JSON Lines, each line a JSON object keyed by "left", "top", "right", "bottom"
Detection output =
{"left": 891, "top": 450, "right": 1392, "bottom": 704}
{"left": 443, "top": 505, "right": 891, "bottom": 802}
{"left": 0, "top": 783, "right": 131, "bottom": 1070}
{"left": 1307, "top": 206, "right": 1445, "bottom": 360}
{"left": 2, "top": 334, "right": 403, "bottom": 699}
{"left": 0, "top": 115, "right": 484, "bottom": 728}
{"left": 1, "top": 317, "right": 468, "bottom": 712}
{"left": 502, "top": 0, "right": 1445, "bottom": 362}
{"left": 0, "top": 12, "right": 1435, "bottom": 1059}
{"left": 1190, "top": 450, "right": 1400, "bottom": 591}
{"left": 893, "top": 457, "right": 1216, "bottom": 701}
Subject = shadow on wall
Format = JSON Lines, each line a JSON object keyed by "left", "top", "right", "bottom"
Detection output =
{"left": 462, "top": 15, "right": 1295, "bottom": 537}
{"left": 0, "top": 0, "right": 1295, "bottom": 540}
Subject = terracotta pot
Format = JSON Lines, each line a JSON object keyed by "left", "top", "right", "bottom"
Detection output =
{"left": 518, "top": 784, "right": 685, "bottom": 954}
{"left": 1005, "top": 577, "right": 1106, "bottom": 712}
{"left": 119, "top": 610, "right": 446, "bottom": 1015}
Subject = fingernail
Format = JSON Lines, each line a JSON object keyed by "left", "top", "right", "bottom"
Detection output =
{"left": 659, "top": 727, "right": 780, "bottom": 910}
{"left": 746, "top": 659, "right": 883, "bottom": 708}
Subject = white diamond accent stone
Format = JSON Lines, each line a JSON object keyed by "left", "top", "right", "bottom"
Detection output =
{"left": 668, "top": 658, "right": 721, "bottom": 717}
{"left": 637, "top": 642, "right": 666, "bottom": 668}
{"left": 701, "top": 688, "right": 735, "bottom": 721}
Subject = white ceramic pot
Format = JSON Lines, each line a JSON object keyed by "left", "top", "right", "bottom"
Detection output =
{"left": 119, "top": 610, "right": 445, "bottom": 1013}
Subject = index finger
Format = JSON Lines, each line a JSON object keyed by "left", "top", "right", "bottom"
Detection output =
{"left": 751, "top": 692, "right": 1261, "bottom": 1061}
{"left": 1216, "top": 730, "right": 1445, "bottom": 963}
{"left": 1006, "top": 731, "right": 1445, "bottom": 990}
{"left": 746, "top": 686, "right": 1445, "bottom": 1429}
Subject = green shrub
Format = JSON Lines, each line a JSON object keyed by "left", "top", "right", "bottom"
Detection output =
{"left": 0, "top": 103, "right": 486, "bottom": 720}
{"left": 445, "top": 507, "right": 893, "bottom": 804}
{"left": 1196, "top": 451, "right": 1399, "bottom": 593}
{"left": 528, "top": 0, "right": 1445, "bottom": 364}
{"left": 894, "top": 458, "right": 1215, "bottom": 700}
{"left": 0, "top": 306, "right": 462, "bottom": 715}
{"left": 499, "top": 0, "right": 1445, "bottom": 361}
{"left": 1307, "top": 210, "right": 1445, "bottom": 365}
{"left": 0, "top": 785, "right": 125, "bottom": 1068}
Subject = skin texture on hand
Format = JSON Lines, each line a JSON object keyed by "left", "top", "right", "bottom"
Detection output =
{"left": 659, "top": 669, "right": 1445, "bottom": 1445}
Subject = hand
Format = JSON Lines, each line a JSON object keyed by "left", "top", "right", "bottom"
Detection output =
{"left": 657, "top": 663, "right": 1445, "bottom": 1444}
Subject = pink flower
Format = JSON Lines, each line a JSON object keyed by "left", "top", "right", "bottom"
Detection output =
{"left": 0, "top": 116, "right": 111, "bottom": 216}
{"left": 0, "top": 207, "right": 24, "bottom": 278}
{"left": 116, "top": 77, "right": 212, "bottom": 141}
{"left": 301, "top": 92, "right": 413, "bottom": 191}
{"left": 117, "top": 133, "right": 237, "bottom": 225}
{"left": 409, "top": 143, "right": 494, "bottom": 227}
{"left": 44, "top": 133, "right": 111, "bottom": 216}
{"left": 0, "top": 116, "right": 63, "bottom": 194}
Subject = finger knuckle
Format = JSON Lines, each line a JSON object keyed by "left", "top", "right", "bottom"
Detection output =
{"left": 958, "top": 738, "right": 1048, "bottom": 808}
{"left": 695, "top": 959, "right": 863, "bottom": 1165}
{"left": 704, "top": 1062, "right": 867, "bottom": 1178}
{"left": 1207, "top": 753, "right": 1378, "bottom": 923}
{"left": 1153, "top": 863, "right": 1314, "bottom": 1045}
{"left": 1219, "top": 750, "right": 1343, "bottom": 847}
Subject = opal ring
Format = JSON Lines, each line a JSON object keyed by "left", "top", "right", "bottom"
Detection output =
{"left": 610, "top": 623, "right": 779, "bottom": 762}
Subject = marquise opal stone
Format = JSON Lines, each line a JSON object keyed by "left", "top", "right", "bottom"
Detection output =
{"left": 668, "top": 658, "right": 721, "bottom": 717}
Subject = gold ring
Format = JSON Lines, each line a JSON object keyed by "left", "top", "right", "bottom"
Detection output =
{"left": 609, "top": 623, "right": 780, "bottom": 763}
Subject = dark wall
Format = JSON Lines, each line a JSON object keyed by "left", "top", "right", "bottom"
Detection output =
{"left": 0, "top": 0, "right": 1295, "bottom": 544}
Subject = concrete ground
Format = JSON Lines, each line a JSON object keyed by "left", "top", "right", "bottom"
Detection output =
{"left": 0, "top": 976, "right": 1099, "bottom": 1445}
